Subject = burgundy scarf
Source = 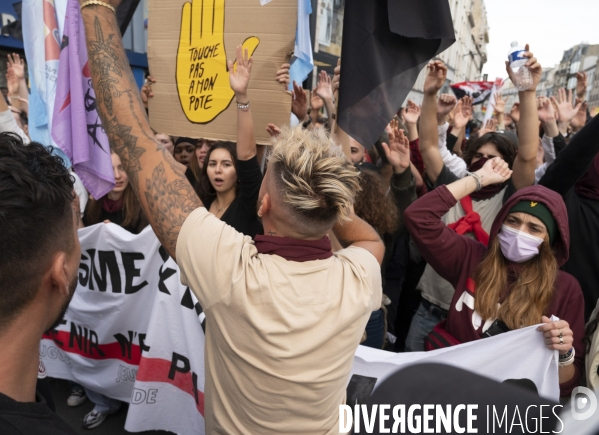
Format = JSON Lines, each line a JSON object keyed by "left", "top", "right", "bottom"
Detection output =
{"left": 102, "top": 196, "right": 124, "bottom": 213}
{"left": 254, "top": 235, "right": 333, "bottom": 262}
{"left": 468, "top": 157, "right": 507, "bottom": 200}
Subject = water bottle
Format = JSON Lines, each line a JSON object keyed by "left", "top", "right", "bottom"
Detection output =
{"left": 508, "top": 41, "right": 533, "bottom": 91}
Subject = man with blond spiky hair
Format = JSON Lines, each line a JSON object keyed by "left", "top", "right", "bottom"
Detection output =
{"left": 80, "top": 1, "right": 384, "bottom": 433}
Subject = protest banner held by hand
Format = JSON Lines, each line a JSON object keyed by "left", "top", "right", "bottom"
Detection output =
{"left": 176, "top": 0, "right": 259, "bottom": 123}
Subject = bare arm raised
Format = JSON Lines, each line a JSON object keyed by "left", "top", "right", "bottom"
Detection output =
{"left": 80, "top": 3, "right": 202, "bottom": 259}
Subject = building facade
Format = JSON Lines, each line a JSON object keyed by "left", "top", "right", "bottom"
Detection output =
{"left": 554, "top": 44, "right": 599, "bottom": 94}
{"left": 503, "top": 44, "right": 599, "bottom": 116}
{"left": 309, "top": 0, "right": 490, "bottom": 105}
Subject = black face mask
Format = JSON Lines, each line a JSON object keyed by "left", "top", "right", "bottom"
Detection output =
{"left": 468, "top": 157, "right": 508, "bottom": 200}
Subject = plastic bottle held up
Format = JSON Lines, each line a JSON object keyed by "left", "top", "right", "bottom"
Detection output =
{"left": 508, "top": 41, "right": 533, "bottom": 91}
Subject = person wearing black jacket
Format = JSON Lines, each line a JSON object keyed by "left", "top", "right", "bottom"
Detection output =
{"left": 539, "top": 113, "right": 599, "bottom": 320}
{"left": 0, "top": 134, "right": 79, "bottom": 434}
{"left": 195, "top": 45, "right": 263, "bottom": 239}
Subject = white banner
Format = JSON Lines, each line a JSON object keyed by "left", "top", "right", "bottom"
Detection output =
{"left": 348, "top": 325, "right": 559, "bottom": 405}
{"left": 40, "top": 223, "right": 203, "bottom": 404}
{"left": 124, "top": 252, "right": 207, "bottom": 433}
{"left": 42, "top": 224, "right": 559, "bottom": 435}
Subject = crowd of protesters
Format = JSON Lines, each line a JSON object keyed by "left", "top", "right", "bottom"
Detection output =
{"left": 1, "top": 1, "right": 599, "bottom": 434}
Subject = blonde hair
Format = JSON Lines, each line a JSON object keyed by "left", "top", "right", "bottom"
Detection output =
{"left": 474, "top": 234, "right": 558, "bottom": 330}
{"left": 268, "top": 126, "right": 360, "bottom": 235}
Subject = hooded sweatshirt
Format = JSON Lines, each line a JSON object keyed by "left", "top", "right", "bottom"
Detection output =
{"left": 404, "top": 184, "right": 585, "bottom": 397}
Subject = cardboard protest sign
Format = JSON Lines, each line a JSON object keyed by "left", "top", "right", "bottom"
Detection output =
{"left": 148, "top": 0, "right": 296, "bottom": 145}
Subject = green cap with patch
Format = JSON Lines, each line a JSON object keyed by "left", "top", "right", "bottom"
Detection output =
{"left": 508, "top": 200, "right": 557, "bottom": 245}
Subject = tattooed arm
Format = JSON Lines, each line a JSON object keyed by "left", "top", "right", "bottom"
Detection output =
{"left": 80, "top": 3, "right": 201, "bottom": 259}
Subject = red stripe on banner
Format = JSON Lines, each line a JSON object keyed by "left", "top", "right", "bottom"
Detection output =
{"left": 42, "top": 331, "right": 142, "bottom": 365}
{"left": 136, "top": 357, "right": 205, "bottom": 416}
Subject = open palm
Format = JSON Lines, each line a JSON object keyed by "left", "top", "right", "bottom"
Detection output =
{"left": 382, "top": 128, "right": 410, "bottom": 173}
{"left": 551, "top": 88, "right": 581, "bottom": 124}
{"left": 403, "top": 100, "right": 420, "bottom": 124}
{"left": 454, "top": 98, "right": 473, "bottom": 129}
{"left": 7, "top": 53, "right": 24, "bottom": 80}
{"left": 228, "top": 45, "right": 252, "bottom": 96}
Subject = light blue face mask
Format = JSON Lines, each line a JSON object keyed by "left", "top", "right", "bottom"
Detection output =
{"left": 497, "top": 224, "right": 544, "bottom": 263}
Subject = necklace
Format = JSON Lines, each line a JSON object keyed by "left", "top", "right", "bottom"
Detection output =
{"left": 214, "top": 200, "right": 233, "bottom": 216}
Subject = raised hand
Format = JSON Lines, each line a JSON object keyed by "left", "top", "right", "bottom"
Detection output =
{"left": 228, "top": 45, "right": 253, "bottom": 97}
{"left": 403, "top": 99, "right": 421, "bottom": 125}
{"left": 507, "top": 102, "right": 520, "bottom": 124}
{"left": 176, "top": 0, "right": 259, "bottom": 123}
{"left": 140, "top": 76, "right": 155, "bottom": 109}
{"left": 453, "top": 97, "right": 473, "bottom": 130}
{"left": 310, "top": 91, "right": 324, "bottom": 110}
{"left": 7, "top": 53, "right": 25, "bottom": 80}
{"left": 551, "top": 88, "right": 581, "bottom": 125}
{"left": 479, "top": 118, "right": 498, "bottom": 136}
{"left": 266, "top": 123, "right": 282, "bottom": 138}
{"left": 476, "top": 157, "right": 512, "bottom": 186}
{"left": 437, "top": 93, "right": 457, "bottom": 119}
{"left": 315, "top": 70, "right": 333, "bottom": 101}
{"left": 332, "top": 59, "right": 340, "bottom": 93}
{"left": 537, "top": 96, "right": 556, "bottom": 123}
{"left": 576, "top": 71, "right": 588, "bottom": 100}
{"left": 381, "top": 127, "right": 410, "bottom": 174}
{"left": 491, "top": 92, "right": 505, "bottom": 114}
{"left": 505, "top": 44, "right": 541, "bottom": 92}
{"left": 291, "top": 81, "right": 308, "bottom": 121}
{"left": 423, "top": 61, "right": 447, "bottom": 96}
{"left": 6, "top": 68, "right": 19, "bottom": 96}
{"left": 570, "top": 99, "right": 588, "bottom": 130}
{"left": 276, "top": 63, "right": 291, "bottom": 90}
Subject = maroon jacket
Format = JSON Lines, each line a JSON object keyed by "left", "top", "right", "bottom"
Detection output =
{"left": 404, "top": 184, "right": 585, "bottom": 396}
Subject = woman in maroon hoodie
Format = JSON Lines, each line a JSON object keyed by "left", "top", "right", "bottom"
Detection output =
{"left": 404, "top": 157, "right": 585, "bottom": 397}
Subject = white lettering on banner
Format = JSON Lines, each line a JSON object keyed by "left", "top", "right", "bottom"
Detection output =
{"left": 39, "top": 223, "right": 206, "bottom": 408}
{"left": 40, "top": 223, "right": 560, "bottom": 435}
{"left": 340, "top": 404, "right": 480, "bottom": 433}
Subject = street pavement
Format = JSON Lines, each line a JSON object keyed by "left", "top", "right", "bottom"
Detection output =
{"left": 50, "top": 378, "right": 173, "bottom": 435}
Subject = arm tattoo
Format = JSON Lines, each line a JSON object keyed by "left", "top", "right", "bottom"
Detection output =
{"left": 144, "top": 163, "right": 202, "bottom": 254}
{"left": 87, "top": 18, "right": 126, "bottom": 117}
{"left": 84, "top": 14, "right": 202, "bottom": 257}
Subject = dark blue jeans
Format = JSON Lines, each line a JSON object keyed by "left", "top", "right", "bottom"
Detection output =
{"left": 362, "top": 308, "right": 386, "bottom": 349}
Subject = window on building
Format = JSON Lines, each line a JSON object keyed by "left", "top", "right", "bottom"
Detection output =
{"left": 567, "top": 77, "right": 577, "bottom": 89}
{"left": 570, "top": 61, "right": 580, "bottom": 75}
{"left": 315, "top": 0, "right": 344, "bottom": 57}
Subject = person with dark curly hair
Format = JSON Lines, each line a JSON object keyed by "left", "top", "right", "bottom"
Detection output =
{"left": 0, "top": 133, "right": 79, "bottom": 434}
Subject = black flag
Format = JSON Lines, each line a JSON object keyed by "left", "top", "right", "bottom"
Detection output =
{"left": 116, "top": 0, "right": 142, "bottom": 35}
{"left": 337, "top": 0, "right": 455, "bottom": 148}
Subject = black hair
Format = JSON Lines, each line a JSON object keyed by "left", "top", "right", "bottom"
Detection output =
{"left": 0, "top": 133, "right": 74, "bottom": 330}
{"left": 463, "top": 132, "right": 518, "bottom": 168}
{"left": 19, "top": 111, "right": 28, "bottom": 126}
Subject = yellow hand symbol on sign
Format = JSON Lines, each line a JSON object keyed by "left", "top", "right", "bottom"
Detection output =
{"left": 177, "top": 0, "right": 259, "bottom": 123}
